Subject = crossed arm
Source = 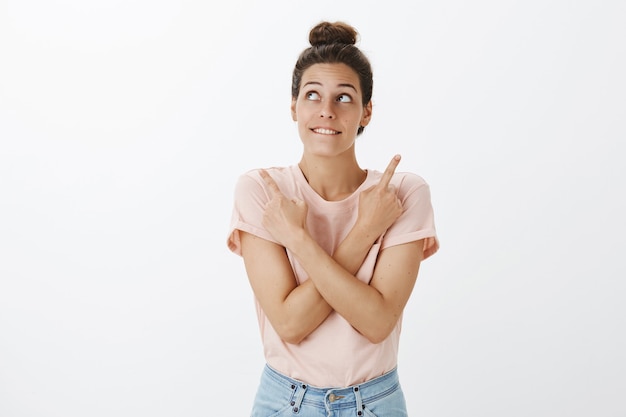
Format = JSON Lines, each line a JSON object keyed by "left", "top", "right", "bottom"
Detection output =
{"left": 240, "top": 155, "right": 425, "bottom": 344}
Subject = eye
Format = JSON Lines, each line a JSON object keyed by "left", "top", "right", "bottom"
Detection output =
{"left": 337, "top": 94, "right": 352, "bottom": 103}
{"left": 305, "top": 91, "right": 321, "bottom": 100}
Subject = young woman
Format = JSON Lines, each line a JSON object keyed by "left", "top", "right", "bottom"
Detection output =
{"left": 227, "top": 21, "right": 439, "bottom": 417}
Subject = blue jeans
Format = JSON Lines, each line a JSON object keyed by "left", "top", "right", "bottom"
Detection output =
{"left": 250, "top": 365, "right": 408, "bottom": 417}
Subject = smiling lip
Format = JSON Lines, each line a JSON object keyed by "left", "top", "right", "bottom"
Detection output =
{"left": 312, "top": 127, "right": 340, "bottom": 135}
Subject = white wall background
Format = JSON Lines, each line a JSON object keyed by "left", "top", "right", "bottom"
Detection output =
{"left": 1, "top": 1, "right": 624, "bottom": 416}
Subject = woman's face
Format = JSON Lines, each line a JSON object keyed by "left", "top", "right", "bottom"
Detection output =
{"left": 291, "top": 63, "right": 372, "bottom": 158}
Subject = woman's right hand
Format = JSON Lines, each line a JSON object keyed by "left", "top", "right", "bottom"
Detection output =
{"left": 259, "top": 169, "right": 309, "bottom": 248}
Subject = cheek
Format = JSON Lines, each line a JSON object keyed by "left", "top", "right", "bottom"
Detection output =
{"left": 297, "top": 120, "right": 310, "bottom": 135}
{"left": 346, "top": 110, "right": 364, "bottom": 126}
{"left": 341, "top": 118, "right": 360, "bottom": 135}
{"left": 295, "top": 102, "right": 313, "bottom": 118}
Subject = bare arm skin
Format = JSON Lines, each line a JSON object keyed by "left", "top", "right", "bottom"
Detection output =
{"left": 257, "top": 155, "right": 422, "bottom": 344}
{"left": 283, "top": 231, "right": 423, "bottom": 344}
{"left": 241, "top": 156, "right": 405, "bottom": 344}
{"left": 241, "top": 233, "right": 330, "bottom": 344}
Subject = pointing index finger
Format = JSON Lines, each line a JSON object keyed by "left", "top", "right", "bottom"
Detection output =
{"left": 259, "top": 169, "right": 282, "bottom": 196}
{"left": 378, "top": 154, "right": 401, "bottom": 188}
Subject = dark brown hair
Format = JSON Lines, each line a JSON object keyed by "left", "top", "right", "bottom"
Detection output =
{"left": 291, "top": 21, "right": 373, "bottom": 135}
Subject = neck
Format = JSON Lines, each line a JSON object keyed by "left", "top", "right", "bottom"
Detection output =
{"left": 298, "top": 154, "right": 366, "bottom": 201}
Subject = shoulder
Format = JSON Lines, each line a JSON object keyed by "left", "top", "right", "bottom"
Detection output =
{"left": 394, "top": 171, "right": 429, "bottom": 189}
{"left": 368, "top": 169, "right": 430, "bottom": 192}
{"left": 393, "top": 172, "right": 431, "bottom": 204}
{"left": 236, "top": 166, "right": 293, "bottom": 186}
{"left": 234, "top": 166, "right": 298, "bottom": 196}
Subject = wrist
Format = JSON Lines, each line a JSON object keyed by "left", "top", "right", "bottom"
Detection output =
{"left": 352, "top": 220, "right": 380, "bottom": 245}
{"left": 283, "top": 227, "right": 311, "bottom": 253}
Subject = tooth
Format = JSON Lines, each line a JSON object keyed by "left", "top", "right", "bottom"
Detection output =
{"left": 316, "top": 128, "right": 336, "bottom": 134}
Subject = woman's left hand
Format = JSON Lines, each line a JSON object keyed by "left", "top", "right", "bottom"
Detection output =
{"left": 260, "top": 169, "right": 308, "bottom": 247}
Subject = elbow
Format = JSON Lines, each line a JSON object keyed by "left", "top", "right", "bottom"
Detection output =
{"left": 282, "top": 333, "right": 306, "bottom": 345}
{"left": 360, "top": 317, "right": 399, "bottom": 344}
{"left": 280, "top": 329, "right": 306, "bottom": 345}
{"left": 367, "top": 335, "right": 386, "bottom": 344}
{"left": 274, "top": 322, "right": 308, "bottom": 345}
{"left": 363, "top": 329, "right": 391, "bottom": 345}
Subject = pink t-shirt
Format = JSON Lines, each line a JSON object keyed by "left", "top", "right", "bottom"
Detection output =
{"left": 227, "top": 165, "right": 438, "bottom": 387}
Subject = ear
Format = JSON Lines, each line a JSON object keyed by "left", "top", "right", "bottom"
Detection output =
{"left": 291, "top": 98, "right": 297, "bottom": 121}
{"left": 360, "top": 101, "right": 373, "bottom": 127}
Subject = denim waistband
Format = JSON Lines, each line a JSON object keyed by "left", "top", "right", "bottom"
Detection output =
{"left": 262, "top": 364, "right": 401, "bottom": 412}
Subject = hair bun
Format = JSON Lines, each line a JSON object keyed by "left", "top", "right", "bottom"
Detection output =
{"left": 309, "top": 21, "right": 358, "bottom": 47}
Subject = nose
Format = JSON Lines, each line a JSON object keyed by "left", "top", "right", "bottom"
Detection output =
{"left": 319, "top": 101, "right": 335, "bottom": 119}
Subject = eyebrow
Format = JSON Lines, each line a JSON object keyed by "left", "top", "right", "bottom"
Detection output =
{"left": 303, "top": 81, "right": 358, "bottom": 93}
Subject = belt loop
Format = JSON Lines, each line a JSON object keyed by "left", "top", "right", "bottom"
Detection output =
{"left": 353, "top": 385, "right": 364, "bottom": 416}
{"left": 292, "top": 383, "right": 307, "bottom": 414}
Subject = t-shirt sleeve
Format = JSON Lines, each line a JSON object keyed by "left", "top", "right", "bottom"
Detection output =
{"left": 381, "top": 174, "right": 439, "bottom": 260}
{"left": 227, "top": 171, "right": 280, "bottom": 256}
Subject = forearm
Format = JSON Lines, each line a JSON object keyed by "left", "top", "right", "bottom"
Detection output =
{"left": 241, "top": 232, "right": 332, "bottom": 344}
{"left": 277, "top": 279, "right": 333, "bottom": 344}
{"left": 255, "top": 155, "right": 413, "bottom": 343}
{"left": 332, "top": 221, "right": 380, "bottom": 275}
{"left": 277, "top": 235, "right": 377, "bottom": 342}
{"left": 276, "top": 225, "right": 379, "bottom": 342}
{"left": 287, "top": 230, "right": 394, "bottom": 343}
